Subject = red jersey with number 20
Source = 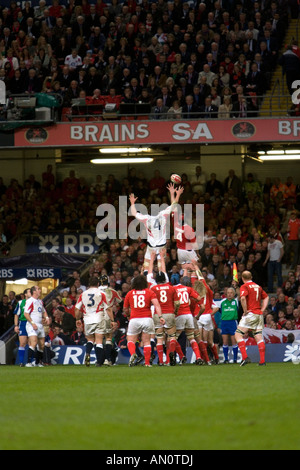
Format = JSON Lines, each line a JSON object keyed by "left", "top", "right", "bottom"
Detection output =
{"left": 240, "top": 281, "right": 268, "bottom": 315}
{"left": 174, "top": 284, "right": 200, "bottom": 316}
{"left": 124, "top": 288, "right": 157, "bottom": 319}
{"left": 151, "top": 283, "right": 179, "bottom": 314}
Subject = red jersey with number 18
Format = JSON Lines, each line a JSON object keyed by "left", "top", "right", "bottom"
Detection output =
{"left": 124, "top": 289, "right": 157, "bottom": 319}
{"left": 239, "top": 281, "right": 268, "bottom": 315}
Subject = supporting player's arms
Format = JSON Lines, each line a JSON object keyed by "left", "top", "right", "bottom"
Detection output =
{"left": 75, "top": 307, "right": 82, "bottom": 320}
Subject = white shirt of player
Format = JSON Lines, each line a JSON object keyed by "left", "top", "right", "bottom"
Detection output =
{"left": 75, "top": 287, "right": 107, "bottom": 325}
{"left": 24, "top": 297, "right": 45, "bottom": 324}
{"left": 135, "top": 205, "right": 174, "bottom": 247}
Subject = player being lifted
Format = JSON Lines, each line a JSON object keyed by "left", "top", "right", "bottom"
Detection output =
{"left": 235, "top": 270, "right": 269, "bottom": 366}
{"left": 128, "top": 183, "right": 183, "bottom": 274}
{"left": 75, "top": 276, "right": 116, "bottom": 367}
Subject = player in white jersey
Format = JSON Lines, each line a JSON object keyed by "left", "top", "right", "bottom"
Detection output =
{"left": 24, "top": 285, "right": 50, "bottom": 367}
{"left": 98, "top": 274, "right": 122, "bottom": 365}
{"left": 129, "top": 183, "right": 184, "bottom": 273}
{"left": 75, "top": 276, "right": 115, "bottom": 367}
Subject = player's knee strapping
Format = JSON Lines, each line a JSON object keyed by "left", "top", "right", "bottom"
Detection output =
{"left": 235, "top": 328, "right": 245, "bottom": 336}
{"left": 186, "top": 332, "right": 195, "bottom": 341}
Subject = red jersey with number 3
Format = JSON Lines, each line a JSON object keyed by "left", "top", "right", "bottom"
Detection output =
{"left": 240, "top": 281, "right": 268, "bottom": 315}
{"left": 124, "top": 288, "right": 157, "bottom": 319}
{"left": 174, "top": 284, "right": 200, "bottom": 315}
{"left": 151, "top": 283, "right": 179, "bottom": 314}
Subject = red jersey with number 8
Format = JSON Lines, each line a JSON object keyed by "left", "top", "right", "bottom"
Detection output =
{"left": 151, "top": 283, "right": 179, "bottom": 314}
{"left": 240, "top": 281, "right": 268, "bottom": 315}
{"left": 124, "top": 289, "right": 157, "bottom": 319}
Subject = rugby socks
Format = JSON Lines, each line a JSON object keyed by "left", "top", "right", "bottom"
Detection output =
{"left": 144, "top": 345, "right": 151, "bottom": 366}
{"left": 169, "top": 338, "right": 177, "bottom": 354}
{"left": 190, "top": 339, "right": 201, "bottom": 360}
{"left": 127, "top": 341, "right": 136, "bottom": 356}
{"left": 36, "top": 348, "right": 43, "bottom": 365}
{"left": 199, "top": 341, "right": 210, "bottom": 363}
{"left": 135, "top": 342, "right": 143, "bottom": 358}
{"left": 237, "top": 339, "right": 248, "bottom": 360}
{"left": 86, "top": 341, "right": 94, "bottom": 356}
{"left": 150, "top": 338, "right": 156, "bottom": 355}
{"left": 105, "top": 340, "right": 112, "bottom": 361}
{"left": 175, "top": 341, "right": 184, "bottom": 359}
{"left": 257, "top": 340, "right": 266, "bottom": 364}
{"left": 27, "top": 346, "right": 35, "bottom": 364}
{"left": 223, "top": 345, "right": 229, "bottom": 361}
{"left": 95, "top": 343, "right": 105, "bottom": 365}
{"left": 233, "top": 345, "right": 238, "bottom": 362}
{"left": 156, "top": 344, "right": 164, "bottom": 364}
{"left": 210, "top": 343, "right": 219, "bottom": 360}
{"left": 18, "top": 347, "right": 25, "bottom": 365}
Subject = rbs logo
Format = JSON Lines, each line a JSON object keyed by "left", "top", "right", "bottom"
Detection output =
{"left": 292, "top": 80, "right": 300, "bottom": 105}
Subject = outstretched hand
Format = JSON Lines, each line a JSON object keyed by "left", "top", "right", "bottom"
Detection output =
{"left": 129, "top": 193, "right": 138, "bottom": 205}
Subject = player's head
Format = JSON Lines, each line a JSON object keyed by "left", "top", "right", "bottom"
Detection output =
{"left": 181, "top": 276, "right": 191, "bottom": 287}
{"left": 242, "top": 270, "right": 252, "bottom": 282}
{"left": 24, "top": 287, "right": 31, "bottom": 298}
{"left": 170, "top": 273, "right": 180, "bottom": 285}
{"left": 132, "top": 274, "right": 148, "bottom": 290}
{"left": 89, "top": 276, "right": 100, "bottom": 287}
{"left": 99, "top": 274, "right": 109, "bottom": 286}
{"left": 155, "top": 271, "right": 166, "bottom": 284}
{"left": 193, "top": 280, "right": 206, "bottom": 297}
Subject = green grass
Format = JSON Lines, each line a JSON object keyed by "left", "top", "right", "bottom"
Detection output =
{"left": 0, "top": 363, "right": 299, "bottom": 450}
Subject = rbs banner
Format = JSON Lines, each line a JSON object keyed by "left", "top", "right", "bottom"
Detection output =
{"left": 26, "top": 232, "right": 102, "bottom": 254}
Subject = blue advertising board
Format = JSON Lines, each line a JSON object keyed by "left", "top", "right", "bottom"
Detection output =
{"left": 15, "top": 343, "right": 300, "bottom": 365}
{"left": 0, "top": 267, "right": 61, "bottom": 279}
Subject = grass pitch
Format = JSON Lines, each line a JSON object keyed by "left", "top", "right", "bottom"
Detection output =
{"left": 0, "top": 363, "right": 299, "bottom": 450}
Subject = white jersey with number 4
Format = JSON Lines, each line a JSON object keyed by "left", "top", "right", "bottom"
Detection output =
{"left": 75, "top": 287, "right": 107, "bottom": 324}
{"left": 135, "top": 205, "right": 174, "bottom": 247}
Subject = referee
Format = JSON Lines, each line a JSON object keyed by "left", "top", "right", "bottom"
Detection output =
{"left": 219, "top": 287, "right": 239, "bottom": 363}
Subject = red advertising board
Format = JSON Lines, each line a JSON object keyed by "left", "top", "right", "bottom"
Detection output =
{"left": 13, "top": 118, "right": 300, "bottom": 147}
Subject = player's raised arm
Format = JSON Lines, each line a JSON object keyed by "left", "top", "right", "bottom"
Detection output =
{"left": 129, "top": 193, "right": 138, "bottom": 217}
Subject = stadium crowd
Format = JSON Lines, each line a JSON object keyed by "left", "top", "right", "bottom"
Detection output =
{"left": 0, "top": 0, "right": 298, "bottom": 120}
{"left": 0, "top": 164, "right": 299, "bottom": 364}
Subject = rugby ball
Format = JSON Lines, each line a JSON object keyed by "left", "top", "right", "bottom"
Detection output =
{"left": 170, "top": 174, "right": 182, "bottom": 185}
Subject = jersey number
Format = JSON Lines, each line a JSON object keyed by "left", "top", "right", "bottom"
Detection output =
{"left": 133, "top": 295, "right": 145, "bottom": 308}
{"left": 178, "top": 291, "right": 189, "bottom": 304}
{"left": 87, "top": 294, "right": 95, "bottom": 307}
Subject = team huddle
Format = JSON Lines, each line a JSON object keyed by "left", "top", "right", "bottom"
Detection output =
{"left": 15, "top": 183, "right": 269, "bottom": 367}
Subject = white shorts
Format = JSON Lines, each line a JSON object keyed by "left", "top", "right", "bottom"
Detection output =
{"left": 84, "top": 318, "right": 106, "bottom": 336}
{"left": 153, "top": 313, "right": 175, "bottom": 330}
{"left": 175, "top": 313, "right": 194, "bottom": 331}
{"left": 144, "top": 245, "right": 165, "bottom": 260}
{"left": 127, "top": 317, "right": 155, "bottom": 336}
{"left": 198, "top": 313, "right": 214, "bottom": 332}
{"left": 26, "top": 322, "right": 45, "bottom": 338}
{"left": 238, "top": 312, "right": 264, "bottom": 332}
{"left": 177, "top": 248, "right": 198, "bottom": 264}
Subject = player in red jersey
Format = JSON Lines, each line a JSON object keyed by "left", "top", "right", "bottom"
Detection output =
{"left": 188, "top": 260, "right": 220, "bottom": 364}
{"left": 124, "top": 274, "right": 164, "bottom": 367}
{"left": 151, "top": 271, "right": 180, "bottom": 366}
{"left": 172, "top": 207, "right": 200, "bottom": 269}
{"left": 172, "top": 276, "right": 204, "bottom": 365}
{"left": 235, "top": 271, "right": 269, "bottom": 366}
